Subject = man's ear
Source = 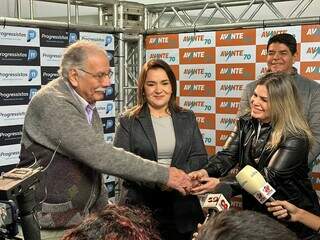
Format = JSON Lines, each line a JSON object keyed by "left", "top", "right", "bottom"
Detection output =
{"left": 68, "top": 69, "right": 79, "bottom": 88}
{"left": 292, "top": 52, "right": 298, "bottom": 63}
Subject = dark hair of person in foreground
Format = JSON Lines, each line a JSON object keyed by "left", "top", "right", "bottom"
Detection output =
{"left": 61, "top": 204, "right": 161, "bottom": 240}
{"left": 197, "top": 209, "right": 297, "bottom": 240}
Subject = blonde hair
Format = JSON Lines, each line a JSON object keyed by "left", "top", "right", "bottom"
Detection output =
{"left": 256, "top": 72, "right": 313, "bottom": 149}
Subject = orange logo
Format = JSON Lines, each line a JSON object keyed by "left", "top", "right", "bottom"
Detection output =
{"left": 256, "top": 45, "right": 267, "bottom": 63}
{"left": 300, "top": 62, "right": 320, "bottom": 80}
{"left": 180, "top": 81, "right": 215, "bottom": 97}
{"left": 216, "top": 97, "right": 241, "bottom": 114}
{"left": 216, "top": 63, "right": 255, "bottom": 80}
{"left": 145, "top": 34, "right": 179, "bottom": 49}
{"left": 216, "top": 29, "right": 256, "bottom": 46}
{"left": 216, "top": 130, "right": 232, "bottom": 146}
{"left": 195, "top": 113, "right": 215, "bottom": 129}
{"left": 302, "top": 25, "right": 320, "bottom": 42}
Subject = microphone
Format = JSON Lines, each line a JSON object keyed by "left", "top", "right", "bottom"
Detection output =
{"left": 236, "top": 165, "right": 276, "bottom": 204}
{"left": 202, "top": 183, "right": 232, "bottom": 223}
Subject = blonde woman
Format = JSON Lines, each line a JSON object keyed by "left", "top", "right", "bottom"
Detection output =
{"left": 190, "top": 72, "right": 320, "bottom": 239}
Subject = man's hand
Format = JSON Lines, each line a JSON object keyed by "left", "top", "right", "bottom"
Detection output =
{"left": 189, "top": 169, "right": 209, "bottom": 181}
{"left": 166, "top": 167, "right": 192, "bottom": 195}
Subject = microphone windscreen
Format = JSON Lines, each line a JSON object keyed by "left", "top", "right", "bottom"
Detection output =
{"left": 236, "top": 165, "right": 266, "bottom": 195}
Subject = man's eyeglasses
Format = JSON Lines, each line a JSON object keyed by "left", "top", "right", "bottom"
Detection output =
{"left": 78, "top": 68, "right": 113, "bottom": 80}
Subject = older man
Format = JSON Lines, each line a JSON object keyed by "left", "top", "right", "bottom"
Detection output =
{"left": 239, "top": 33, "right": 320, "bottom": 166}
{"left": 18, "top": 40, "right": 191, "bottom": 239}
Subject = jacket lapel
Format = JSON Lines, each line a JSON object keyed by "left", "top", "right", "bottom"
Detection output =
{"left": 138, "top": 106, "right": 158, "bottom": 159}
{"left": 171, "top": 110, "right": 184, "bottom": 165}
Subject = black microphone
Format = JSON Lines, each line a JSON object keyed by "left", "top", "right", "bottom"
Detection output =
{"left": 202, "top": 183, "right": 232, "bottom": 223}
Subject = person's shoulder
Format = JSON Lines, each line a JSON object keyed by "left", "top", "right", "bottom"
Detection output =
{"left": 295, "top": 73, "right": 320, "bottom": 88}
{"left": 118, "top": 112, "right": 136, "bottom": 126}
{"left": 175, "top": 108, "right": 196, "bottom": 119}
{"left": 29, "top": 80, "right": 57, "bottom": 104}
{"left": 282, "top": 134, "right": 308, "bottom": 149}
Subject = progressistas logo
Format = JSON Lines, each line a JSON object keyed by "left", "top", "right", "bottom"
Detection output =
{"left": 0, "top": 125, "right": 23, "bottom": 146}
{"left": 0, "top": 27, "right": 38, "bottom": 44}
{"left": 27, "top": 30, "right": 37, "bottom": 42}
{"left": 105, "top": 35, "right": 113, "bottom": 46}
{"left": 69, "top": 32, "right": 78, "bottom": 44}
{"left": 28, "top": 69, "right": 38, "bottom": 81}
{"left": 28, "top": 49, "right": 38, "bottom": 61}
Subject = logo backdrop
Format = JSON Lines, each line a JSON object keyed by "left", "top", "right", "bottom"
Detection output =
{"left": 0, "top": 26, "right": 115, "bottom": 179}
{"left": 145, "top": 25, "right": 320, "bottom": 198}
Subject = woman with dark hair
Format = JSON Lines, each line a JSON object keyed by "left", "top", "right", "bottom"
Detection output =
{"left": 114, "top": 59, "right": 207, "bottom": 239}
{"left": 190, "top": 72, "right": 320, "bottom": 239}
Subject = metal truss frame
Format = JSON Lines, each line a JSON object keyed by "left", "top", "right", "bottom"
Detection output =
{"left": 145, "top": 0, "right": 320, "bottom": 34}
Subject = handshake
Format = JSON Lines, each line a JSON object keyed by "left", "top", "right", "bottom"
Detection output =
{"left": 166, "top": 167, "right": 219, "bottom": 195}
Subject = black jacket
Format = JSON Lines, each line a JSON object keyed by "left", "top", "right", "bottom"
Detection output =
{"left": 205, "top": 115, "right": 320, "bottom": 239}
{"left": 114, "top": 105, "right": 208, "bottom": 234}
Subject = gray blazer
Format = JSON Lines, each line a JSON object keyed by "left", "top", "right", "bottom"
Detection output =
{"left": 19, "top": 77, "right": 169, "bottom": 228}
{"left": 239, "top": 69, "right": 320, "bottom": 166}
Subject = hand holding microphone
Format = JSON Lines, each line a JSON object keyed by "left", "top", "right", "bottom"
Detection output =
{"left": 236, "top": 165, "right": 291, "bottom": 221}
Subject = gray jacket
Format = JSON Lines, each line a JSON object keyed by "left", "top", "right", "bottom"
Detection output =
{"left": 239, "top": 69, "right": 320, "bottom": 166}
{"left": 19, "top": 77, "right": 169, "bottom": 229}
